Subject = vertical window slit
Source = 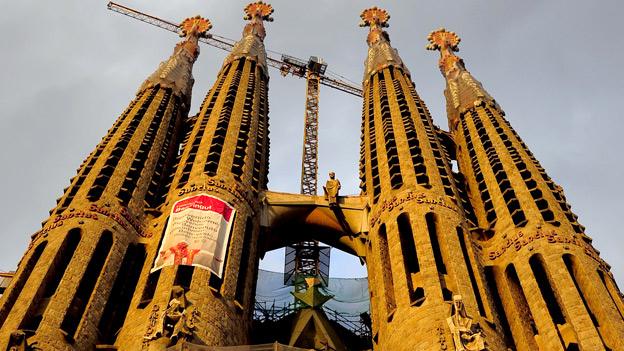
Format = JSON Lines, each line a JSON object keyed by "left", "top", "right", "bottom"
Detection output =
{"left": 174, "top": 265, "right": 194, "bottom": 291}
{"left": 563, "top": 255, "right": 607, "bottom": 348}
{"left": 54, "top": 91, "right": 145, "bottom": 215}
{"left": 231, "top": 61, "right": 257, "bottom": 181}
{"left": 358, "top": 83, "right": 369, "bottom": 192}
{"left": 378, "top": 224, "right": 396, "bottom": 315}
{"left": 0, "top": 241, "right": 47, "bottom": 329}
{"left": 461, "top": 118, "right": 497, "bottom": 226}
{"left": 251, "top": 76, "right": 269, "bottom": 191}
{"left": 397, "top": 213, "right": 424, "bottom": 306}
{"left": 177, "top": 63, "right": 232, "bottom": 189}
{"left": 118, "top": 89, "right": 173, "bottom": 205}
{"left": 484, "top": 106, "right": 557, "bottom": 225}
{"left": 597, "top": 270, "right": 624, "bottom": 320}
{"left": 98, "top": 244, "right": 146, "bottom": 344}
{"left": 425, "top": 213, "right": 446, "bottom": 274}
{"left": 235, "top": 218, "right": 254, "bottom": 305}
{"left": 391, "top": 73, "right": 429, "bottom": 187}
{"left": 20, "top": 229, "right": 81, "bottom": 331}
{"left": 87, "top": 89, "right": 158, "bottom": 201}
{"left": 470, "top": 110, "right": 526, "bottom": 226}
{"left": 61, "top": 231, "right": 113, "bottom": 338}
{"left": 205, "top": 60, "right": 244, "bottom": 176}
{"left": 457, "top": 227, "right": 486, "bottom": 316}
{"left": 528, "top": 254, "right": 566, "bottom": 325}
{"left": 506, "top": 264, "right": 539, "bottom": 336}
{"left": 484, "top": 267, "right": 514, "bottom": 346}
{"left": 379, "top": 76, "right": 403, "bottom": 189}
{"left": 367, "top": 82, "right": 381, "bottom": 202}
{"left": 145, "top": 96, "right": 181, "bottom": 208}
{"left": 139, "top": 270, "right": 161, "bottom": 309}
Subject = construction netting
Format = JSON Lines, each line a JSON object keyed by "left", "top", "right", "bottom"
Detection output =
{"left": 254, "top": 269, "right": 370, "bottom": 321}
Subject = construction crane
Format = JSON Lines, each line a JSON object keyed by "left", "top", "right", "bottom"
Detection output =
{"left": 107, "top": 1, "right": 361, "bottom": 296}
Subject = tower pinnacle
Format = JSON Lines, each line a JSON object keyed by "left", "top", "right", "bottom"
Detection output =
{"left": 139, "top": 15, "right": 211, "bottom": 102}
{"left": 225, "top": 1, "right": 273, "bottom": 75}
{"left": 426, "top": 28, "right": 494, "bottom": 125}
{"left": 426, "top": 28, "right": 462, "bottom": 76}
{"left": 359, "top": 7, "right": 408, "bottom": 84}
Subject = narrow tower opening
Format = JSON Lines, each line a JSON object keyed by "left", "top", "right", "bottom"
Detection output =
{"left": 396, "top": 213, "right": 425, "bottom": 306}
{"left": 0, "top": 241, "right": 47, "bottom": 329}
{"left": 20, "top": 229, "right": 81, "bottom": 331}
{"left": 98, "top": 244, "right": 147, "bottom": 344}
{"left": 378, "top": 223, "right": 396, "bottom": 315}
{"left": 61, "top": 231, "right": 113, "bottom": 338}
{"left": 528, "top": 254, "right": 566, "bottom": 326}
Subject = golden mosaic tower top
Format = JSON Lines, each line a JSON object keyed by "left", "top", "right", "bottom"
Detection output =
{"left": 225, "top": 1, "right": 274, "bottom": 75}
{"left": 138, "top": 15, "right": 211, "bottom": 101}
{"left": 359, "top": 7, "right": 408, "bottom": 84}
{"left": 426, "top": 28, "right": 494, "bottom": 124}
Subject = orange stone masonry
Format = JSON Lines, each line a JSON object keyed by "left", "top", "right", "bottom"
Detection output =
{"left": 357, "top": 9, "right": 507, "bottom": 350}
{"left": 0, "top": 15, "right": 211, "bottom": 351}
{"left": 1, "top": 5, "right": 623, "bottom": 351}
{"left": 428, "top": 27, "right": 624, "bottom": 350}
{"left": 114, "top": 3, "right": 272, "bottom": 349}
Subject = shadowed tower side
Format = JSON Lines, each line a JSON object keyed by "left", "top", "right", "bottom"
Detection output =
{"left": 114, "top": 2, "right": 273, "bottom": 349}
{"left": 0, "top": 16, "right": 211, "bottom": 351}
{"left": 428, "top": 28, "right": 624, "bottom": 350}
{"left": 357, "top": 8, "right": 507, "bottom": 350}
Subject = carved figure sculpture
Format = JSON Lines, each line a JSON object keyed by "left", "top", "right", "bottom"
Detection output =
{"left": 143, "top": 286, "right": 199, "bottom": 345}
{"left": 323, "top": 172, "right": 341, "bottom": 206}
{"left": 447, "top": 295, "right": 486, "bottom": 351}
{"left": 7, "top": 330, "right": 38, "bottom": 351}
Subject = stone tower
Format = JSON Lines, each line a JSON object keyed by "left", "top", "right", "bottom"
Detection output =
{"left": 0, "top": 16, "right": 212, "bottom": 350}
{"left": 428, "top": 28, "right": 624, "bottom": 350}
{"left": 357, "top": 8, "right": 506, "bottom": 350}
{"left": 114, "top": 2, "right": 273, "bottom": 349}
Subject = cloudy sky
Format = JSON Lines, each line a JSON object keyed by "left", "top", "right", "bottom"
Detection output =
{"left": 1, "top": 0, "right": 623, "bottom": 283}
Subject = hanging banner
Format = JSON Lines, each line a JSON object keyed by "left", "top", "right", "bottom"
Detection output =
{"left": 151, "top": 193, "right": 236, "bottom": 277}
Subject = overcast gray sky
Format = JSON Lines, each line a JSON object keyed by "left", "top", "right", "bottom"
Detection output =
{"left": 1, "top": 0, "right": 623, "bottom": 282}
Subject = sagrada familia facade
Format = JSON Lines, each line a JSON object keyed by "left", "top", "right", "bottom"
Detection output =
{"left": 0, "top": 3, "right": 623, "bottom": 351}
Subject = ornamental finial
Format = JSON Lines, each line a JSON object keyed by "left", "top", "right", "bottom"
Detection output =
{"left": 426, "top": 28, "right": 464, "bottom": 76}
{"left": 244, "top": 1, "right": 274, "bottom": 22}
{"left": 359, "top": 7, "right": 390, "bottom": 28}
{"left": 426, "top": 28, "right": 460, "bottom": 52}
{"left": 179, "top": 16, "right": 212, "bottom": 38}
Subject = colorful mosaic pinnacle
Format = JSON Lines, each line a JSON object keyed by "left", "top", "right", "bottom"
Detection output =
{"left": 179, "top": 15, "right": 212, "bottom": 38}
{"left": 244, "top": 1, "right": 274, "bottom": 22}
{"left": 426, "top": 28, "right": 465, "bottom": 76}
{"left": 426, "top": 28, "right": 461, "bottom": 52}
{"left": 359, "top": 7, "right": 390, "bottom": 28}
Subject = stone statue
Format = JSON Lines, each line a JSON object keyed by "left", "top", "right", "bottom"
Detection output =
{"left": 323, "top": 171, "right": 341, "bottom": 206}
{"left": 7, "top": 330, "right": 38, "bottom": 351}
{"left": 144, "top": 286, "right": 199, "bottom": 345}
{"left": 447, "top": 295, "right": 486, "bottom": 351}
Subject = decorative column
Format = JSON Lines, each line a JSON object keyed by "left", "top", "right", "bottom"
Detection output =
{"left": 358, "top": 8, "right": 507, "bottom": 350}
{"left": 428, "top": 28, "right": 624, "bottom": 350}
{"left": 0, "top": 16, "right": 210, "bottom": 351}
{"left": 115, "top": 3, "right": 273, "bottom": 349}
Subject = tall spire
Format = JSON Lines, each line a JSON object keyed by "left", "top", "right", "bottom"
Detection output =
{"left": 427, "top": 28, "right": 494, "bottom": 125}
{"left": 114, "top": 3, "right": 274, "bottom": 348}
{"left": 359, "top": 7, "right": 408, "bottom": 84}
{"left": 224, "top": 1, "right": 273, "bottom": 76}
{"left": 139, "top": 16, "right": 212, "bottom": 102}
